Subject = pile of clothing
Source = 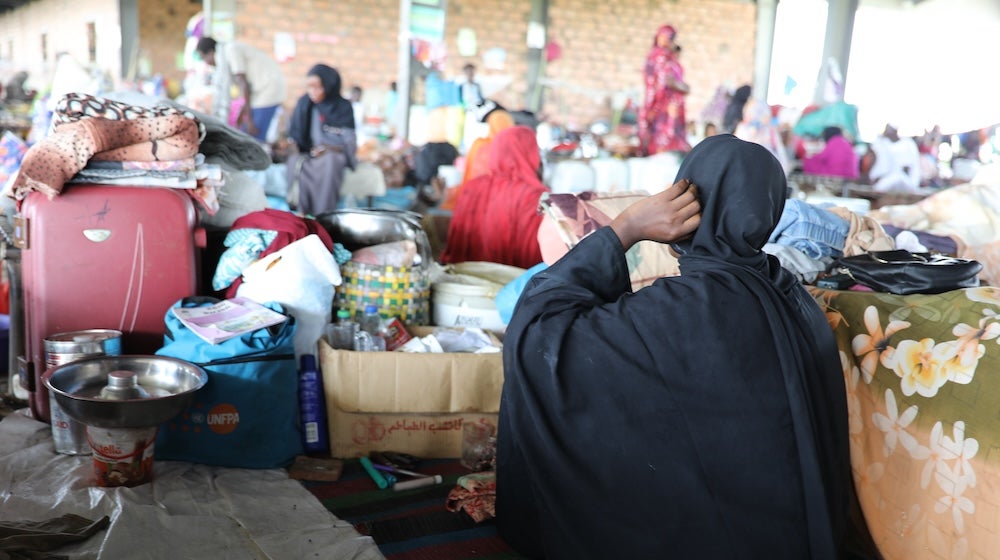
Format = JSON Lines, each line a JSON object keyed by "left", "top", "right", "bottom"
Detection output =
{"left": 766, "top": 198, "right": 959, "bottom": 283}
{"left": 5, "top": 93, "right": 220, "bottom": 215}
{"left": 4, "top": 91, "right": 276, "bottom": 227}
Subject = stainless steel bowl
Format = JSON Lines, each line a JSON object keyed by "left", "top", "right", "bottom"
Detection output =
{"left": 44, "top": 355, "right": 208, "bottom": 429}
{"left": 315, "top": 208, "right": 432, "bottom": 266}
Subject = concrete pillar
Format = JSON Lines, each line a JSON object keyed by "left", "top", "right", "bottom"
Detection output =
{"left": 525, "top": 0, "right": 549, "bottom": 113}
{"left": 202, "top": 0, "right": 213, "bottom": 36}
{"left": 813, "top": 0, "right": 859, "bottom": 104}
{"left": 753, "top": 0, "right": 778, "bottom": 102}
{"left": 120, "top": 0, "right": 139, "bottom": 80}
{"left": 395, "top": 0, "right": 412, "bottom": 142}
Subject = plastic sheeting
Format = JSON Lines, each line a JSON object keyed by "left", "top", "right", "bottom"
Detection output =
{"left": 0, "top": 410, "right": 385, "bottom": 560}
{"left": 793, "top": 101, "right": 860, "bottom": 142}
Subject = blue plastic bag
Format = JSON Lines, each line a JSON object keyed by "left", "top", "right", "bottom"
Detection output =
{"left": 155, "top": 297, "right": 303, "bottom": 468}
{"left": 495, "top": 262, "right": 548, "bottom": 324}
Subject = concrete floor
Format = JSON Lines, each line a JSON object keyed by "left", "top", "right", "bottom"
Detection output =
{"left": 0, "top": 377, "right": 27, "bottom": 418}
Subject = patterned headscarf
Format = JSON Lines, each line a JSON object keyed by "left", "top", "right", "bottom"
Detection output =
{"left": 654, "top": 24, "right": 677, "bottom": 46}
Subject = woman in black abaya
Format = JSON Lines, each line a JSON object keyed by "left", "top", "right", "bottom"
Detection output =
{"left": 286, "top": 64, "right": 357, "bottom": 216}
{"left": 496, "top": 134, "right": 863, "bottom": 559}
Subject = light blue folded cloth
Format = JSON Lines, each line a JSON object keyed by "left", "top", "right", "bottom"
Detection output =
{"left": 212, "top": 228, "right": 278, "bottom": 291}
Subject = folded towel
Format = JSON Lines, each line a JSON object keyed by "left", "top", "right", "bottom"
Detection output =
{"left": 0, "top": 513, "right": 109, "bottom": 559}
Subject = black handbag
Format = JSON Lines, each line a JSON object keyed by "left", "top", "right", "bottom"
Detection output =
{"left": 837, "top": 250, "right": 982, "bottom": 295}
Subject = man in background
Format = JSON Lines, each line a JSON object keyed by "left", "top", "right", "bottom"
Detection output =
{"left": 457, "top": 63, "right": 484, "bottom": 109}
{"left": 865, "top": 123, "right": 921, "bottom": 192}
{"left": 196, "top": 36, "right": 287, "bottom": 142}
{"left": 457, "top": 63, "right": 485, "bottom": 152}
{"left": 349, "top": 85, "right": 367, "bottom": 145}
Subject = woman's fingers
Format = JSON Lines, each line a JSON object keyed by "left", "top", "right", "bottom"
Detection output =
{"left": 666, "top": 178, "right": 690, "bottom": 196}
{"left": 668, "top": 183, "right": 700, "bottom": 240}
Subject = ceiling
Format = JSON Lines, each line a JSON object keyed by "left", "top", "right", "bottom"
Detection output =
{"left": 0, "top": 0, "right": 31, "bottom": 13}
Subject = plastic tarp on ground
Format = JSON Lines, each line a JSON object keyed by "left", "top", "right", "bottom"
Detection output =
{"left": 0, "top": 410, "right": 385, "bottom": 560}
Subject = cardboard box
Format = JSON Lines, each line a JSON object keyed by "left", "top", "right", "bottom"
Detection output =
{"left": 319, "top": 328, "right": 503, "bottom": 458}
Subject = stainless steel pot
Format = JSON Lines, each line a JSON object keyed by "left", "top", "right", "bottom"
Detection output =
{"left": 315, "top": 208, "right": 432, "bottom": 266}
{"left": 45, "top": 355, "right": 207, "bottom": 429}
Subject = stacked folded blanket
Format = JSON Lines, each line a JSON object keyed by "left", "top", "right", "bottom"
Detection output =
{"left": 5, "top": 93, "right": 221, "bottom": 215}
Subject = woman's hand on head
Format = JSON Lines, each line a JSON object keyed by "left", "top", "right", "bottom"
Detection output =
{"left": 610, "top": 178, "right": 701, "bottom": 250}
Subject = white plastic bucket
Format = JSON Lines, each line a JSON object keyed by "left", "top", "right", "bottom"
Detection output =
{"left": 431, "top": 262, "right": 526, "bottom": 331}
{"left": 432, "top": 274, "right": 505, "bottom": 330}
{"left": 448, "top": 261, "right": 525, "bottom": 286}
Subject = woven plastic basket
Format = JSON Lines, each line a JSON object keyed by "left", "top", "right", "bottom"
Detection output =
{"left": 335, "top": 262, "right": 431, "bottom": 325}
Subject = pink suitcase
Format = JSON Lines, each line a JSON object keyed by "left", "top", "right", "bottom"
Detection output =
{"left": 15, "top": 184, "right": 204, "bottom": 423}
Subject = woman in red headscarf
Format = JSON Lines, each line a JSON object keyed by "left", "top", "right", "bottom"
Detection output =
{"left": 440, "top": 126, "right": 549, "bottom": 269}
{"left": 639, "top": 24, "right": 691, "bottom": 156}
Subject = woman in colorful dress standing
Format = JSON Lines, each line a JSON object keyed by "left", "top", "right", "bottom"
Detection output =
{"left": 638, "top": 24, "right": 691, "bottom": 156}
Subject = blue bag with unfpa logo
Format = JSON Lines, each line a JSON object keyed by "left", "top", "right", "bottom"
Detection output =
{"left": 154, "top": 297, "right": 303, "bottom": 468}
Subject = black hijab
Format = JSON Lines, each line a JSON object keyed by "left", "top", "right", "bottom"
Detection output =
{"left": 722, "top": 84, "right": 752, "bottom": 134}
{"left": 497, "top": 134, "right": 851, "bottom": 558}
{"left": 288, "top": 64, "right": 355, "bottom": 152}
{"left": 671, "top": 133, "right": 784, "bottom": 263}
{"left": 668, "top": 134, "right": 851, "bottom": 557}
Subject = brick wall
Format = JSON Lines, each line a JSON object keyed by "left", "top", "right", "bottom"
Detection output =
{"left": 138, "top": 0, "right": 202, "bottom": 86}
{"left": 0, "top": 0, "right": 755, "bottom": 138}
{"left": 231, "top": 0, "right": 755, "bottom": 136}
{"left": 0, "top": 0, "right": 121, "bottom": 92}
{"left": 233, "top": 0, "right": 401, "bottom": 125}
{"left": 544, "top": 0, "right": 757, "bottom": 129}
{"left": 442, "top": 0, "right": 533, "bottom": 116}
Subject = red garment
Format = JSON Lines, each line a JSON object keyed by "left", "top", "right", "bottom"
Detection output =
{"left": 638, "top": 25, "right": 691, "bottom": 156}
{"left": 441, "top": 110, "right": 515, "bottom": 211}
{"left": 440, "top": 126, "right": 548, "bottom": 269}
{"left": 446, "top": 472, "right": 497, "bottom": 523}
{"left": 224, "top": 208, "right": 335, "bottom": 298}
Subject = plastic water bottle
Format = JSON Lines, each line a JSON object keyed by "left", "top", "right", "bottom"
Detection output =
{"left": 327, "top": 309, "right": 358, "bottom": 350}
{"left": 359, "top": 304, "right": 382, "bottom": 336}
{"left": 336, "top": 308, "right": 353, "bottom": 325}
{"left": 297, "top": 354, "right": 329, "bottom": 455}
{"left": 358, "top": 305, "right": 387, "bottom": 351}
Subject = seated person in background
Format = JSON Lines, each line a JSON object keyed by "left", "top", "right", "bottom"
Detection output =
{"left": 864, "top": 123, "right": 921, "bottom": 192}
{"left": 497, "top": 134, "right": 867, "bottom": 558}
{"left": 439, "top": 126, "right": 549, "bottom": 269}
{"left": 286, "top": 64, "right": 357, "bottom": 216}
{"left": 440, "top": 102, "right": 515, "bottom": 210}
{"left": 412, "top": 141, "right": 457, "bottom": 209}
{"left": 803, "top": 126, "right": 859, "bottom": 179}
{"left": 4, "top": 71, "right": 35, "bottom": 104}
{"left": 413, "top": 112, "right": 459, "bottom": 210}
